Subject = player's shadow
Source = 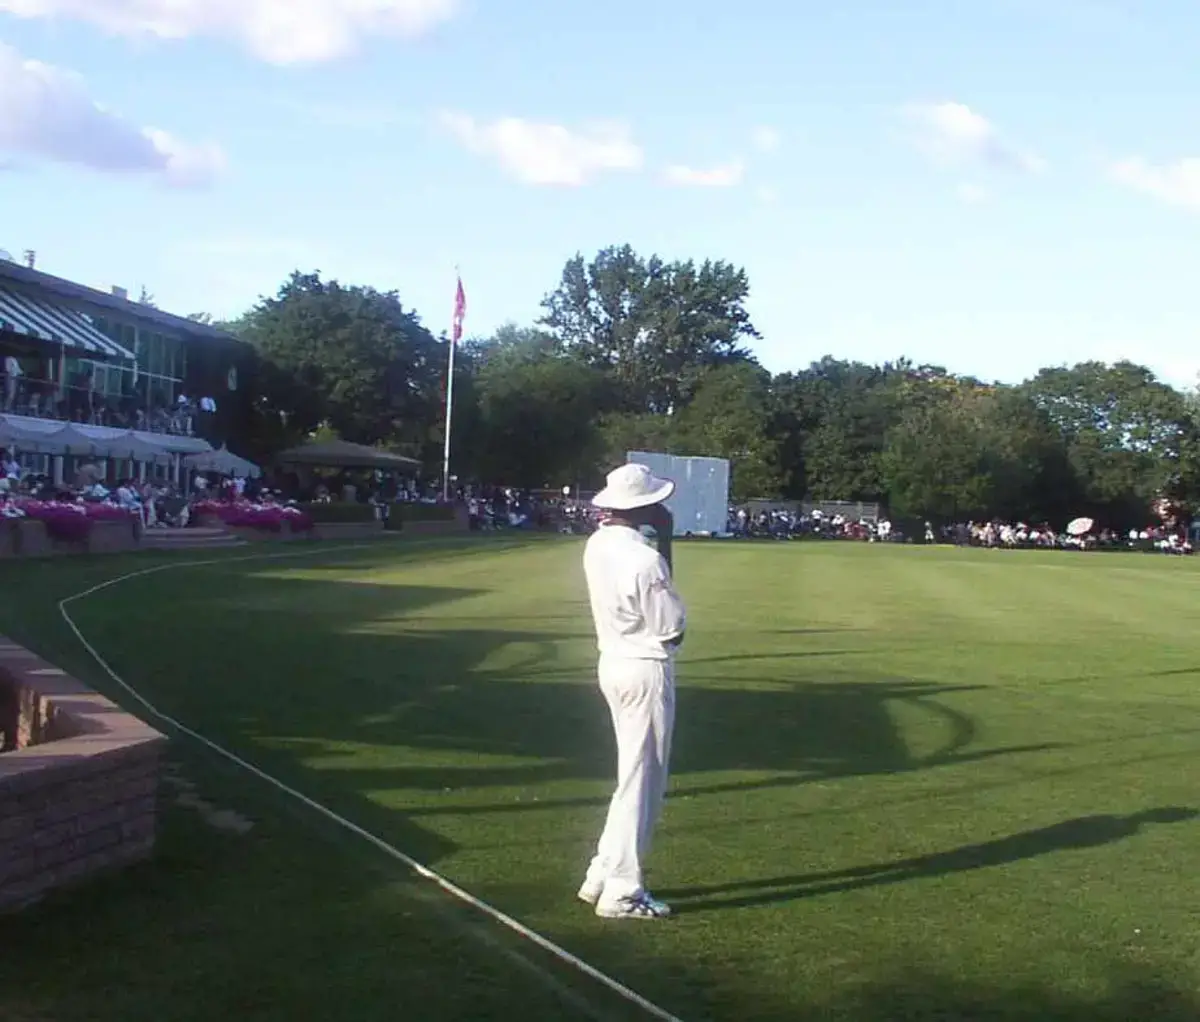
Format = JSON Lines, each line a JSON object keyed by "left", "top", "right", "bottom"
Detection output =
{"left": 662, "top": 808, "right": 1199, "bottom": 913}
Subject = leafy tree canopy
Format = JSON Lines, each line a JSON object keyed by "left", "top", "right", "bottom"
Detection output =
{"left": 540, "top": 244, "right": 759, "bottom": 415}
{"left": 231, "top": 271, "right": 445, "bottom": 459}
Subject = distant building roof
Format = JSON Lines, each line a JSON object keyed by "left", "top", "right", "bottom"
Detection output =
{"left": 0, "top": 258, "right": 245, "bottom": 345}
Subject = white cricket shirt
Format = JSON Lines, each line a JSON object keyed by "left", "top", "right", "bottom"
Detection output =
{"left": 583, "top": 524, "right": 686, "bottom": 661}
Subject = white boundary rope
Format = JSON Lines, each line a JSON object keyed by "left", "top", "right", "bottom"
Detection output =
{"left": 57, "top": 543, "right": 684, "bottom": 1022}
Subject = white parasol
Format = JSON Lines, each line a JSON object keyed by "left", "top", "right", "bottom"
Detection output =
{"left": 1066, "top": 516, "right": 1094, "bottom": 536}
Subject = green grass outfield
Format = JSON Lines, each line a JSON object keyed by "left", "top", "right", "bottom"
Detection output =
{"left": 5, "top": 536, "right": 1200, "bottom": 1020}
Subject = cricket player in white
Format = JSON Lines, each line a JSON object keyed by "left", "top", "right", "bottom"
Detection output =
{"left": 578, "top": 463, "right": 685, "bottom": 920}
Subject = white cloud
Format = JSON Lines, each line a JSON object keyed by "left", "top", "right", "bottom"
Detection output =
{"left": 904, "top": 101, "right": 1044, "bottom": 174}
{"left": 955, "top": 182, "right": 989, "bottom": 204}
{"left": 1110, "top": 156, "right": 1200, "bottom": 210}
{"left": 0, "top": 41, "right": 224, "bottom": 185}
{"left": 0, "top": 0, "right": 458, "bottom": 64}
{"left": 751, "top": 126, "right": 781, "bottom": 153}
{"left": 663, "top": 160, "right": 744, "bottom": 187}
{"left": 439, "top": 112, "right": 642, "bottom": 186}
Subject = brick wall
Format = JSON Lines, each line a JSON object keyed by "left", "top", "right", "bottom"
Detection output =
{"left": 0, "top": 638, "right": 166, "bottom": 913}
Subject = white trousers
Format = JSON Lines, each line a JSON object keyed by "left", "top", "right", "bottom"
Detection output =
{"left": 585, "top": 655, "right": 675, "bottom": 902}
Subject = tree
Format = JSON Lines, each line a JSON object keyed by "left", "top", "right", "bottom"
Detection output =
{"left": 1021, "top": 361, "right": 1191, "bottom": 527}
{"left": 540, "top": 245, "right": 759, "bottom": 414}
{"left": 232, "top": 271, "right": 445, "bottom": 460}
{"left": 468, "top": 330, "right": 605, "bottom": 488}
{"left": 880, "top": 384, "right": 993, "bottom": 521}
{"left": 138, "top": 285, "right": 157, "bottom": 308}
{"left": 771, "top": 358, "right": 903, "bottom": 501}
{"left": 595, "top": 412, "right": 678, "bottom": 479}
{"left": 467, "top": 322, "right": 562, "bottom": 368}
{"left": 673, "top": 363, "right": 781, "bottom": 501}
{"left": 975, "top": 387, "right": 1074, "bottom": 523}
{"left": 878, "top": 381, "right": 1066, "bottom": 522}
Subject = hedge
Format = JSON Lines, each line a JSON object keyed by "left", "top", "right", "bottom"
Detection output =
{"left": 298, "top": 501, "right": 378, "bottom": 524}
{"left": 385, "top": 502, "right": 456, "bottom": 530}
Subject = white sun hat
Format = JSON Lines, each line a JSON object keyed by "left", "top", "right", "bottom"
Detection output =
{"left": 592, "top": 462, "right": 675, "bottom": 511}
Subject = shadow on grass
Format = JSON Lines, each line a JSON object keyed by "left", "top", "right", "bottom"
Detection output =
{"left": 774, "top": 967, "right": 1200, "bottom": 1022}
{"left": 0, "top": 763, "right": 653, "bottom": 1022}
{"left": 12, "top": 789, "right": 1200, "bottom": 1022}
{"left": 663, "top": 807, "right": 1199, "bottom": 912}
{"left": 53, "top": 564, "right": 1066, "bottom": 867}
{"left": 10, "top": 551, "right": 1200, "bottom": 1021}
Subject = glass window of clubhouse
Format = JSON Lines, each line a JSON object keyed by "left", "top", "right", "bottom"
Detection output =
{"left": 85, "top": 316, "right": 187, "bottom": 410}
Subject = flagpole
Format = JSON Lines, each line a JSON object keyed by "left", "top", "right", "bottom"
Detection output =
{"left": 441, "top": 269, "right": 463, "bottom": 502}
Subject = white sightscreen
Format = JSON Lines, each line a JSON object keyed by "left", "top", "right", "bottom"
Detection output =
{"left": 626, "top": 451, "right": 731, "bottom": 537}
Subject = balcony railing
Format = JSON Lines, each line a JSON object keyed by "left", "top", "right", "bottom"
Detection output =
{"left": 2, "top": 373, "right": 197, "bottom": 437}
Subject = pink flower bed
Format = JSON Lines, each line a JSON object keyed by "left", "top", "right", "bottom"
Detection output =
{"left": 1, "top": 499, "right": 138, "bottom": 542}
{"left": 191, "top": 499, "right": 314, "bottom": 533}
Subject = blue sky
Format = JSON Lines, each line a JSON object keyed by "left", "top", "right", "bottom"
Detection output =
{"left": 1, "top": 0, "right": 1199, "bottom": 388}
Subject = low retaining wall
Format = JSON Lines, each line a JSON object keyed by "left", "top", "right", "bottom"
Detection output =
{"left": 0, "top": 518, "right": 140, "bottom": 559}
{"left": 0, "top": 638, "right": 167, "bottom": 913}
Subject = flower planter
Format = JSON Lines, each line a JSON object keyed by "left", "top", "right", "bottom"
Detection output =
{"left": 193, "top": 500, "right": 315, "bottom": 538}
{"left": 0, "top": 511, "right": 139, "bottom": 558}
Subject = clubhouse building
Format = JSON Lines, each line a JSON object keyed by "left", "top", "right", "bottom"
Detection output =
{"left": 0, "top": 256, "right": 250, "bottom": 487}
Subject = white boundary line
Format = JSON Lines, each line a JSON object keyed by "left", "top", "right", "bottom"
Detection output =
{"left": 57, "top": 542, "right": 684, "bottom": 1022}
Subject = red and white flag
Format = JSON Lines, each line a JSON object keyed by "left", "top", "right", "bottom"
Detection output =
{"left": 451, "top": 276, "right": 466, "bottom": 344}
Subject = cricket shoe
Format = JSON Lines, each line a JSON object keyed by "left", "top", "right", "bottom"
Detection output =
{"left": 595, "top": 892, "right": 672, "bottom": 920}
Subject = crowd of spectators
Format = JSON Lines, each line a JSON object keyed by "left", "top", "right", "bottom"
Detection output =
{"left": 725, "top": 506, "right": 1194, "bottom": 554}
{"left": 1, "top": 457, "right": 192, "bottom": 528}
{"left": 8, "top": 438, "right": 1191, "bottom": 557}
{"left": 3, "top": 357, "right": 216, "bottom": 437}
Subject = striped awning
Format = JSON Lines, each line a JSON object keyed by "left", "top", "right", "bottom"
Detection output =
{"left": 0, "top": 284, "right": 135, "bottom": 360}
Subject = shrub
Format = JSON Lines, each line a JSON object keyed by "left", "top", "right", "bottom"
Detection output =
{"left": 298, "top": 501, "right": 377, "bottom": 524}
{"left": 385, "top": 502, "right": 456, "bottom": 530}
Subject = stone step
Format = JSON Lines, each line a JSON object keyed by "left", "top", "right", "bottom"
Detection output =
{"left": 140, "top": 527, "right": 246, "bottom": 549}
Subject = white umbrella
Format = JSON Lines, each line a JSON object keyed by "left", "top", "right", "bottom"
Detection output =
{"left": 37, "top": 424, "right": 102, "bottom": 456}
{"left": 1066, "top": 516, "right": 1094, "bottom": 536}
{"left": 0, "top": 416, "right": 38, "bottom": 446}
{"left": 183, "top": 444, "right": 261, "bottom": 478}
{"left": 105, "top": 430, "right": 172, "bottom": 465}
